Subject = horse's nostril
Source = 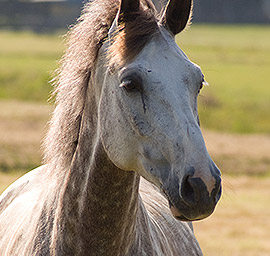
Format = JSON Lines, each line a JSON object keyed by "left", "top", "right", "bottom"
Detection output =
{"left": 179, "top": 168, "right": 222, "bottom": 215}
{"left": 181, "top": 175, "right": 197, "bottom": 207}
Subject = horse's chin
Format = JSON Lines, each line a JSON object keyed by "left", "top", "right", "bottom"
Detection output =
{"left": 169, "top": 203, "right": 209, "bottom": 222}
{"left": 169, "top": 204, "right": 190, "bottom": 221}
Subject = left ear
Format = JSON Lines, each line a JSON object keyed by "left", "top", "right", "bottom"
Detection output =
{"left": 160, "top": 0, "right": 193, "bottom": 35}
{"left": 119, "top": 0, "right": 140, "bottom": 17}
{"left": 108, "top": 0, "right": 140, "bottom": 42}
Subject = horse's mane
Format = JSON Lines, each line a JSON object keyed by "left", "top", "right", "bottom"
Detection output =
{"left": 43, "top": 0, "right": 158, "bottom": 169}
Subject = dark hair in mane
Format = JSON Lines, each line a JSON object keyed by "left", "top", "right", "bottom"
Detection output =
{"left": 43, "top": 0, "right": 158, "bottom": 169}
{"left": 108, "top": 2, "right": 158, "bottom": 66}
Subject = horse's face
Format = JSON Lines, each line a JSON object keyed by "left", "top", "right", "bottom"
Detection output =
{"left": 97, "top": 0, "right": 221, "bottom": 221}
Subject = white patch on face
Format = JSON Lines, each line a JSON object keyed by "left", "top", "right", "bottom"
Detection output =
{"left": 192, "top": 169, "right": 217, "bottom": 196}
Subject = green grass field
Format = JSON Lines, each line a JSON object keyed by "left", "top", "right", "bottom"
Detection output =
{"left": 0, "top": 31, "right": 63, "bottom": 102}
{"left": 177, "top": 25, "right": 270, "bottom": 134}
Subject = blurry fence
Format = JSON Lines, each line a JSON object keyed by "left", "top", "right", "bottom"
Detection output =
{"left": 0, "top": 0, "right": 269, "bottom": 32}
{"left": 0, "top": 0, "right": 82, "bottom": 32}
{"left": 193, "top": 0, "right": 270, "bottom": 24}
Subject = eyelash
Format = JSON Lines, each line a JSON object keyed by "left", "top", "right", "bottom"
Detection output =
{"left": 198, "top": 76, "right": 208, "bottom": 93}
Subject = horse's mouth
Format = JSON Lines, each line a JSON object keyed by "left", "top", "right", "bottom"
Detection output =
{"left": 168, "top": 200, "right": 211, "bottom": 222}
{"left": 161, "top": 186, "right": 207, "bottom": 221}
{"left": 161, "top": 188, "right": 190, "bottom": 221}
{"left": 169, "top": 201, "right": 190, "bottom": 221}
{"left": 162, "top": 180, "right": 219, "bottom": 222}
{"left": 169, "top": 204, "right": 202, "bottom": 221}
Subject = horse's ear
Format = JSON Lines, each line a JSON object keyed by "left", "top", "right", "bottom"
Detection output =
{"left": 108, "top": 0, "right": 140, "bottom": 42}
{"left": 160, "top": 0, "right": 193, "bottom": 35}
{"left": 119, "top": 0, "right": 140, "bottom": 19}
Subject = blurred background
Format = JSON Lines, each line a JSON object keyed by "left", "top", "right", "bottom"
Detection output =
{"left": 0, "top": 0, "right": 269, "bottom": 255}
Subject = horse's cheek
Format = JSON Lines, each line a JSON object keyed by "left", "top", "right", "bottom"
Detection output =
{"left": 98, "top": 101, "right": 138, "bottom": 171}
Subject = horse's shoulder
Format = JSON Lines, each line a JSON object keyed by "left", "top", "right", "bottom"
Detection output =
{"left": 0, "top": 165, "right": 45, "bottom": 210}
{"left": 0, "top": 166, "right": 51, "bottom": 254}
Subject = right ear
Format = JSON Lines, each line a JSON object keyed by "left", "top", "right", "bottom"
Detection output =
{"left": 160, "top": 0, "right": 193, "bottom": 35}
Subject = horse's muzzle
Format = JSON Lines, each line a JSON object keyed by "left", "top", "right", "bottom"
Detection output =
{"left": 165, "top": 164, "right": 222, "bottom": 221}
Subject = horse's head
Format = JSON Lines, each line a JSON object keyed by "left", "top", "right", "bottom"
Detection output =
{"left": 96, "top": 0, "right": 221, "bottom": 221}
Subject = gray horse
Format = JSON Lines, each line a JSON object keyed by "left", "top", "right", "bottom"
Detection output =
{"left": 0, "top": 0, "right": 221, "bottom": 255}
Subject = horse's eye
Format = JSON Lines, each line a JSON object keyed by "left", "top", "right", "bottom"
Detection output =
{"left": 120, "top": 77, "right": 142, "bottom": 93}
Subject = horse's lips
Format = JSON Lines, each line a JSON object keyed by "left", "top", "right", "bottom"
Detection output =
{"left": 169, "top": 204, "right": 192, "bottom": 221}
{"left": 161, "top": 187, "right": 195, "bottom": 221}
{"left": 169, "top": 203, "right": 188, "bottom": 221}
{"left": 169, "top": 203, "right": 206, "bottom": 222}
{"left": 160, "top": 188, "right": 188, "bottom": 221}
{"left": 170, "top": 204, "right": 182, "bottom": 217}
{"left": 168, "top": 200, "right": 201, "bottom": 222}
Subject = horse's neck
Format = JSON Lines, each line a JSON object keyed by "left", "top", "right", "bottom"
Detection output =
{"left": 52, "top": 92, "right": 140, "bottom": 255}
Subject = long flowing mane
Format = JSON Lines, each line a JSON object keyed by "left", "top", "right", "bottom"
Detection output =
{"left": 44, "top": 0, "right": 158, "bottom": 170}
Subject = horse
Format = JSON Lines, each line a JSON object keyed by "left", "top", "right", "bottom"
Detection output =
{"left": 0, "top": 0, "right": 222, "bottom": 255}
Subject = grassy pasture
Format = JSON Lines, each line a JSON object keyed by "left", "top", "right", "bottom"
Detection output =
{"left": 194, "top": 175, "right": 270, "bottom": 256}
{"left": 177, "top": 25, "right": 270, "bottom": 134}
{"left": 0, "top": 30, "right": 63, "bottom": 102}
{"left": 0, "top": 101, "right": 51, "bottom": 173}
